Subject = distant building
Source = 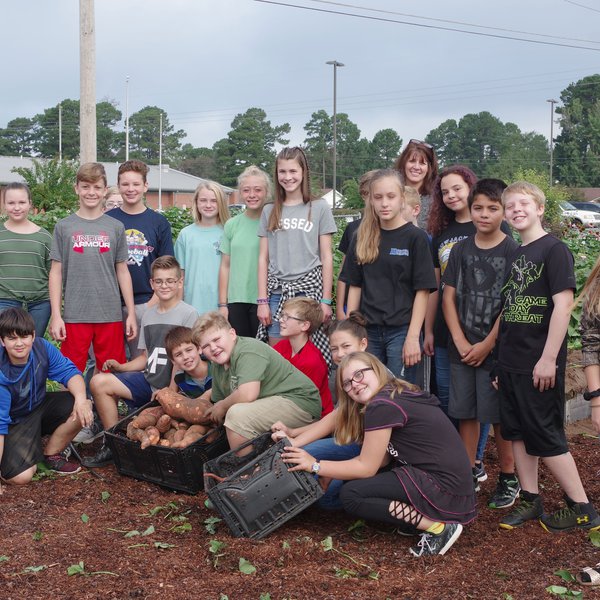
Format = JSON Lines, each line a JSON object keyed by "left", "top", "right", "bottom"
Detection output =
{"left": 0, "top": 156, "right": 233, "bottom": 210}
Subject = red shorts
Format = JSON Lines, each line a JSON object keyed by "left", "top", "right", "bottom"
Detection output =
{"left": 61, "top": 322, "right": 126, "bottom": 372}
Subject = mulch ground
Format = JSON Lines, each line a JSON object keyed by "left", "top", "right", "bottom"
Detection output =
{"left": 1, "top": 425, "right": 599, "bottom": 600}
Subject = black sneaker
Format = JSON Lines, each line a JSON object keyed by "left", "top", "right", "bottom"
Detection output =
{"left": 81, "top": 444, "right": 113, "bottom": 468}
{"left": 540, "top": 496, "right": 600, "bottom": 533}
{"left": 409, "top": 523, "right": 463, "bottom": 557}
{"left": 473, "top": 461, "right": 488, "bottom": 482}
{"left": 488, "top": 475, "right": 521, "bottom": 509}
{"left": 499, "top": 495, "right": 543, "bottom": 530}
{"left": 472, "top": 470, "right": 481, "bottom": 493}
{"left": 44, "top": 449, "right": 82, "bottom": 475}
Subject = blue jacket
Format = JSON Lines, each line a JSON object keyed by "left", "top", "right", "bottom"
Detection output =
{"left": 0, "top": 338, "right": 81, "bottom": 435}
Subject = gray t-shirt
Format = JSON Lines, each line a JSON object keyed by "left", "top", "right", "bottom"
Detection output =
{"left": 50, "top": 213, "right": 128, "bottom": 323}
{"left": 258, "top": 198, "right": 337, "bottom": 281}
{"left": 139, "top": 301, "right": 199, "bottom": 389}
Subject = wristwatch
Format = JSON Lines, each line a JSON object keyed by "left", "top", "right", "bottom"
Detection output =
{"left": 311, "top": 461, "right": 321, "bottom": 474}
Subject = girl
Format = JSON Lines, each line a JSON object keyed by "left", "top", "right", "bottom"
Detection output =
{"left": 342, "top": 169, "right": 436, "bottom": 382}
{"left": 0, "top": 183, "right": 52, "bottom": 337}
{"left": 103, "top": 186, "right": 123, "bottom": 211}
{"left": 175, "top": 181, "right": 229, "bottom": 316}
{"left": 282, "top": 351, "right": 476, "bottom": 557}
{"left": 394, "top": 139, "right": 438, "bottom": 231}
{"left": 272, "top": 312, "right": 369, "bottom": 509}
{"left": 579, "top": 254, "right": 600, "bottom": 434}
{"left": 218, "top": 165, "right": 271, "bottom": 337}
{"left": 257, "top": 147, "right": 336, "bottom": 365}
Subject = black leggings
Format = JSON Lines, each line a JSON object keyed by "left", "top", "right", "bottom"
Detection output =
{"left": 340, "top": 470, "right": 417, "bottom": 527}
{"left": 227, "top": 303, "right": 259, "bottom": 338}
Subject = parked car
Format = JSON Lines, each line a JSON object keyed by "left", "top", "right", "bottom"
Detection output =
{"left": 559, "top": 201, "right": 600, "bottom": 227}
{"left": 570, "top": 201, "right": 600, "bottom": 215}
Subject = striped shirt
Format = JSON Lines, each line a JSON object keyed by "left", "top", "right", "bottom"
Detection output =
{"left": 0, "top": 223, "right": 52, "bottom": 302}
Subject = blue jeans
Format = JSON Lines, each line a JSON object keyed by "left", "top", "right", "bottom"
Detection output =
{"left": 0, "top": 299, "right": 51, "bottom": 338}
{"left": 476, "top": 423, "right": 491, "bottom": 463}
{"left": 367, "top": 324, "right": 418, "bottom": 383}
{"left": 304, "top": 437, "right": 361, "bottom": 510}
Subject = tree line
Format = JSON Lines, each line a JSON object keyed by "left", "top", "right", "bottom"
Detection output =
{"left": 2, "top": 75, "right": 600, "bottom": 190}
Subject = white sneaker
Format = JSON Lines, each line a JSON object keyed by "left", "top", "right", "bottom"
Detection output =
{"left": 73, "top": 418, "right": 103, "bottom": 444}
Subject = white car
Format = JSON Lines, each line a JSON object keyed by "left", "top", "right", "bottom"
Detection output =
{"left": 560, "top": 201, "right": 600, "bottom": 227}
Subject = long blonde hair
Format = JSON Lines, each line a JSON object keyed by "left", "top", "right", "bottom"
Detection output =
{"left": 334, "top": 351, "right": 417, "bottom": 444}
{"left": 355, "top": 169, "right": 405, "bottom": 264}
{"left": 191, "top": 181, "right": 230, "bottom": 225}
{"left": 577, "top": 254, "right": 600, "bottom": 321}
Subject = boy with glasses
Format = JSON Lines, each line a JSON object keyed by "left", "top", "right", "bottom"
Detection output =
{"left": 83, "top": 256, "right": 197, "bottom": 467}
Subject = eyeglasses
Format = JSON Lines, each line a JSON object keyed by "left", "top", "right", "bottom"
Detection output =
{"left": 409, "top": 139, "right": 434, "bottom": 150}
{"left": 342, "top": 367, "right": 373, "bottom": 392}
{"left": 277, "top": 312, "right": 305, "bottom": 323}
{"left": 152, "top": 278, "right": 180, "bottom": 287}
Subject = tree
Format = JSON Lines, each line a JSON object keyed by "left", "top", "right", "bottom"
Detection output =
{"left": 12, "top": 158, "right": 79, "bottom": 212}
{"left": 34, "top": 99, "right": 80, "bottom": 159}
{"left": 176, "top": 145, "right": 218, "bottom": 179}
{"left": 554, "top": 74, "right": 600, "bottom": 186}
{"left": 303, "top": 110, "right": 332, "bottom": 189}
{"left": 0, "top": 117, "right": 36, "bottom": 155}
{"left": 212, "top": 108, "right": 290, "bottom": 187}
{"left": 370, "top": 128, "right": 402, "bottom": 169}
{"left": 341, "top": 178, "right": 363, "bottom": 209}
{"left": 129, "top": 106, "right": 186, "bottom": 163}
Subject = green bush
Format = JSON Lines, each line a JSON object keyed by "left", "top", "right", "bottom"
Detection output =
{"left": 161, "top": 206, "right": 193, "bottom": 240}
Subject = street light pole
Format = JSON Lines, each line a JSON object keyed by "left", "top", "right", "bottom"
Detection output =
{"left": 125, "top": 76, "right": 130, "bottom": 161}
{"left": 547, "top": 98, "right": 558, "bottom": 186}
{"left": 326, "top": 60, "right": 344, "bottom": 209}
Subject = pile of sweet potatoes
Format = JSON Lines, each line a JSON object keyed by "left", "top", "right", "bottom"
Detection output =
{"left": 125, "top": 390, "right": 216, "bottom": 450}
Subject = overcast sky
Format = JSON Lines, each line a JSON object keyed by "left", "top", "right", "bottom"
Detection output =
{"left": 3, "top": 0, "right": 600, "bottom": 152}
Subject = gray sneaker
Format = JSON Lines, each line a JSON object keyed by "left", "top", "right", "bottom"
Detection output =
{"left": 409, "top": 523, "right": 463, "bottom": 557}
{"left": 73, "top": 417, "right": 103, "bottom": 444}
{"left": 488, "top": 475, "right": 521, "bottom": 509}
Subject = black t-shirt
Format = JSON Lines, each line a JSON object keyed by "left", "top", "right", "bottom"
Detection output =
{"left": 432, "top": 219, "right": 512, "bottom": 347}
{"left": 498, "top": 234, "right": 575, "bottom": 374}
{"left": 338, "top": 218, "right": 361, "bottom": 255}
{"left": 442, "top": 235, "right": 518, "bottom": 365}
{"left": 341, "top": 222, "right": 436, "bottom": 327}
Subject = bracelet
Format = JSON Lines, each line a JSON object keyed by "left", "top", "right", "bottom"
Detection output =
{"left": 217, "top": 303, "right": 227, "bottom": 308}
{"left": 257, "top": 298, "right": 269, "bottom": 305}
{"left": 320, "top": 298, "right": 332, "bottom": 305}
{"left": 583, "top": 388, "right": 600, "bottom": 401}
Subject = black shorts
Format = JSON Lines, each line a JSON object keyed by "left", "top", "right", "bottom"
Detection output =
{"left": 0, "top": 391, "right": 74, "bottom": 480}
{"left": 498, "top": 369, "right": 568, "bottom": 457}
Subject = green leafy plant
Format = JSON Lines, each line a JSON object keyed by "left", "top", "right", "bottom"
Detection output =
{"left": 100, "top": 490, "right": 111, "bottom": 504}
{"left": 589, "top": 529, "right": 600, "bottom": 547}
{"left": 238, "top": 558, "right": 256, "bottom": 575}
{"left": 204, "top": 516, "right": 222, "bottom": 534}
{"left": 81, "top": 514, "right": 89, "bottom": 524}
{"left": 208, "top": 539, "right": 227, "bottom": 568}
{"left": 66, "top": 561, "right": 118, "bottom": 577}
{"left": 162, "top": 206, "right": 193, "bottom": 241}
{"left": 320, "top": 535, "right": 371, "bottom": 570}
{"left": 0, "top": 555, "right": 9, "bottom": 562}
{"left": 545, "top": 569, "right": 583, "bottom": 598}
{"left": 154, "top": 541, "right": 176, "bottom": 550}
{"left": 32, "top": 531, "right": 43, "bottom": 541}
{"left": 170, "top": 522, "right": 192, "bottom": 534}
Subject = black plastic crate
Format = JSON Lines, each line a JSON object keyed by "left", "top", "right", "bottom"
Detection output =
{"left": 203, "top": 433, "right": 323, "bottom": 539}
{"left": 104, "top": 401, "right": 229, "bottom": 494}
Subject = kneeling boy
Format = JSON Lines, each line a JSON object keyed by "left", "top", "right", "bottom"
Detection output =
{"left": 193, "top": 312, "right": 321, "bottom": 454}
{"left": 0, "top": 308, "right": 92, "bottom": 484}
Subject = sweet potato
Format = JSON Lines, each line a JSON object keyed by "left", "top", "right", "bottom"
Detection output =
{"left": 141, "top": 426, "right": 160, "bottom": 449}
{"left": 173, "top": 429, "right": 187, "bottom": 443}
{"left": 203, "top": 428, "right": 220, "bottom": 444}
{"left": 155, "top": 388, "right": 212, "bottom": 424}
{"left": 184, "top": 424, "right": 208, "bottom": 437}
{"left": 177, "top": 422, "right": 189, "bottom": 430}
{"left": 131, "top": 408, "right": 160, "bottom": 429}
{"left": 126, "top": 421, "right": 149, "bottom": 447}
{"left": 163, "top": 427, "right": 178, "bottom": 443}
{"left": 155, "top": 414, "right": 172, "bottom": 434}
{"left": 171, "top": 431, "right": 204, "bottom": 449}
{"left": 159, "top": 439, "right": 171, "bottom": 447}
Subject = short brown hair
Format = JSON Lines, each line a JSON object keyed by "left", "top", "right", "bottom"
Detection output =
{"left": 0, "top": 307, "right": 35, "bottom": 339}
{"left": 150, "top": 255, "right": 182, "bottom": 278}
{"left": 77, "top": 162, "right": 107, "bottom": 186}
{"left": 118, "top": 159, "right": 149, "bottom": 184}
{"left": 164, "top": 326, "right": 196, "bottom": 360}
{"left": 192, "top": 311, "right": 232, "bottom": 345}
{"left": 283, "top": 297, "right": 323, "bottom": 335}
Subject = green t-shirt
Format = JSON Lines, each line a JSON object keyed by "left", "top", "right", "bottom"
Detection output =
{"left": 211, "top": 337, "right": 321, "bottom": 419}
{"left": 220, "top": 213, "right": 260, "bottom": 304}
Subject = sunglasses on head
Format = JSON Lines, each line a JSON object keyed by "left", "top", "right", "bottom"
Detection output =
{"left": 409, "top": 139, "right": 434, "bottom": 150}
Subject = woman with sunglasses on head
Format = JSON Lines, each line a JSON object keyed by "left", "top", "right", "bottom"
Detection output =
{"left": 282, "top": 351, "right": 476, "bottom": 557}
{"left": 394, "top": 139, "right": 439, "bottom": 231}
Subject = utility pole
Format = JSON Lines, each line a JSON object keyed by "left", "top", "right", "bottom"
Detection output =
{"left": 158, "top": 112, "right": 163, "bottom": 211}
{"left": 326, "top": 60, "right": 344, "bottom": 209}
{"left": 547, "top": 99, "right": 558, "bottom": 186}
{"left": 58, "top": 103, "right": 63, "bottom": 161}
{"left": 80, "top": 0, "right": 97, "bottom": 162}
{"left": 125, "top": 76, "right": 130, "bottom": 160}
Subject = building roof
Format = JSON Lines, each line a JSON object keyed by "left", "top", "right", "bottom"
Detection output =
{"left": 0, "top": 156, "right": 232, "bottom": 193}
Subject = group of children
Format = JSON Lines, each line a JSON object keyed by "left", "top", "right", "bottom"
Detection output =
{"left": 0, "top": 140, "right": 599, "bottom": 560}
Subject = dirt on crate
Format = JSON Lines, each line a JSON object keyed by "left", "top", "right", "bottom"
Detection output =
{"left": 1, "top": 431, "right": 599, "bottom": 600}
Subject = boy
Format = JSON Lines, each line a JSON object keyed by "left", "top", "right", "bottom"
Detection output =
{"left": 193, "top": 312, "right": 321, "bottom": 454}
{"left": 496, "top": 181, "right": 600, "bottom": 532}
{"left": 48, "top": 162, "right": 137, "bottom": 373}
{"left": 83, "top": 256, "right": 198, "bottom": 467}
{"left": 401, "top": 186, "right": 421, "bottom": 227}
{"left": 274, "top": 297, "right": 333, "bottom": 417}
{"left": 164, "top": 325, "right": 211, "bottom": 399}
{"left": 0, "top": 308, "right": 92, "bottom": 483}
{"left": 442, "top": 179, "right": 519, "bottom": 507}
{"left": 107, "top": 160, "right": 175, "bottom": 358}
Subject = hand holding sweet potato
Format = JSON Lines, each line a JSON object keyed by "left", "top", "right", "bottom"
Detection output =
{"left": 155, "top": 388, "right": 212, "bottom": 425}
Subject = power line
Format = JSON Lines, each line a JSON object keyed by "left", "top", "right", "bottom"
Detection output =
{"left": 563, "top": 0, "right": 600, "bottom": 14}
{"left": 253, "top": 0, "right": 600, "bottom": 51}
